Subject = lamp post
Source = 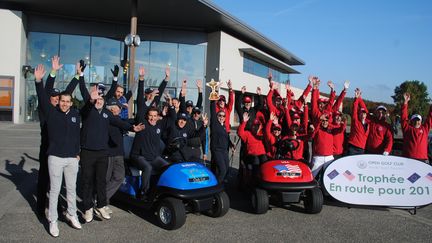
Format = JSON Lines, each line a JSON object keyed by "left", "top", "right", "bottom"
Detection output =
{"left": 126, "top": 0, "right": 139, "bottom": 118}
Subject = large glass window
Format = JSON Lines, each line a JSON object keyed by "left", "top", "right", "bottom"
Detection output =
{"left": 178, "top": 44, "right": 206, "bottom": 105}
{"left": 25, "top": 32, "right": 207, "bottom": 121}
{"left": 243, "top": 53, "right": 290, "bottom": 83}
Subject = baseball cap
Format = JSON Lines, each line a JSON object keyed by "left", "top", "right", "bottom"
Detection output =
{"left": 376, "top": 105, "right": 387, "bottom": 112}
{"left": 106, "top": 98, "right": 122, "bottom": 108}
{"left": 177, "top": 112, "right": 188, "bottom": 121}
{"left": 243, "top": 96, "right": 252, "bottom": 103}
{"left": 144, "top": 88, "right": 154, "bottom": 94}
{"left": 334, "top": 111, "right": 342, "bottom": 116}
{"left": 410, "top": 114, "right": 422, "bottom": 122}
{"left": 186, "top": 100, "right": 194, "bottom": 107}
{"left": 318, "top": 97, "right": 328, "bottom": 103}
{"left": 192, "top": 107, "right": 201, "bottom": 114}
{"left": 97, "top": 83, "right": 106, "bottom": 96}
{"left": 219, "top": 95, "right": 226, "bottom": 102}
{"left": 292, "top": 113, "right": 300, "bottom": 119}
{"left": 272, "top": 123, "right": 282, "bottom": 130}
{"left": 50, "top": 88, "right": 61, "bottom": 97}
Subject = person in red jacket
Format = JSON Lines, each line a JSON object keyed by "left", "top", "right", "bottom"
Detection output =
{"left": 365, "top": 105, "right": 393, "bottom": 155}
{"left": 347, "top": 88, "right": 370, "bottom": 155}
{"left": 216, "top": 80, "right": 234, "bottom": 133}
{"left": 238, "top": 113, "right": 267, "bottom": 176}
{"left": 332, "top": 111, "right": 347, "bottom": 159}
{"left": 401, "top": 93, "right": 432, "bottom": 164}
{"left": 310, "top": 113, "right": 346, "bottom": 177}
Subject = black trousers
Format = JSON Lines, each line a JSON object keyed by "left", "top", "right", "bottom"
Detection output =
{"left": 347, "top": 144, "right": 365, "bottom": 155}
{"left": 106, "top": 155, "right": 125, "bottom": 203}
{"left": 80, "top": 149, "right": 108, "bottom": 210}
{"left": 36, "top": 139, "right": 49, "bottom": 214}
{"left": 130, "top": 155, "right": 169, "bottom": 194}
{"left": 211, "top": 149, "right": 230, "bottom": 183}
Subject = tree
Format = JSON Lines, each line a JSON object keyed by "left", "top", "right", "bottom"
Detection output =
{"left": 392, "top": 80, "right": 430, "bottom": 118}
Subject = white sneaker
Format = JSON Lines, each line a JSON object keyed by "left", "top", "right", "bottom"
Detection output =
{"left": 95, "top": 207, "right": 111, "bottom": 220}
{"left": 49, "top": 221, "right": 59, "bottom": 237}
{"left": 83, "top": 208, "right": 93, "bottom": 223}
{"left": 65, "top": 213, "right": 82, "bottom": 230}
{"left": 104, "top": 206, "right": 113, "bottom": 215}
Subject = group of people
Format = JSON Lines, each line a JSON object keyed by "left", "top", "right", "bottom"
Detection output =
{"left": 34, "top": 56, "right": 431, "bottom": 237}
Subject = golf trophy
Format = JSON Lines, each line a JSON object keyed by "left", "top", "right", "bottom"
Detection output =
{"left": 206, "top": 78, "right": 220, "bottom": 100}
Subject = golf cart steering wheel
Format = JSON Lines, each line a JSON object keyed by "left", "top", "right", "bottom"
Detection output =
{"left": 276, "top": 138, "right": 300, "bottom": 159}
{"left": 168, "top": 137, "right": 187, "bottom": 151}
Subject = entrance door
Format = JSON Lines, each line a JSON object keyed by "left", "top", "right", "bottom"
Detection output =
{"left": 0, "top": 77, "right": 14, "bottom": 121}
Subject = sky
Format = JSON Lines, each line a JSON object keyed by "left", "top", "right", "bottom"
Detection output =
{"left": 212, "top": 0, "right": 432, "bottom": 103}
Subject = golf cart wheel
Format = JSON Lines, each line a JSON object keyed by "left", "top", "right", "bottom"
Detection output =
{"left": 156, "top": 197, "right": 186, "bottom": 230}
{"left": 206, "top": 191, "right": 230, "bottom": 218}
{"left": 303, "top": 188, "right": 323, "bottom": 214}
{"left": 251, "top": 188, "right": 269, "bottom": 214}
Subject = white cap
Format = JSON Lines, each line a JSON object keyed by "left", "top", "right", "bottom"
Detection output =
{"left": 410, "top": 114, "right": 422, "bottom": 122}
{"left": 376, "top": 105, "right": 387, "bottom": 112}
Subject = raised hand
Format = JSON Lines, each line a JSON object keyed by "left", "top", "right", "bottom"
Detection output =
{"left": 403, "top": 92, "right": 410, "bottom": 104}
{"left": 196, "top": 79, "right": 203, "bottom": 91}
{"left": 343, "top": 80, "right": 350, "bottom": 90}
{"left": 111, "top": 64, "right": 119, "bottom": 77}
{"left": 256, "top": 87, "right": 262, "bottom": 95}
{"left": 227, "top": 79, "right": 232, "bottom": 89}
{"left": 270, "top": 81, "right": 276, "bottom": 90}
{"left": 51, "top": 56, "right": 63, "bottom": 71}
{"left": 270, "top": 112, "right": 277, "bottom": 123}
{"left": 165, "top": 65, "right": 170, "bottom": 81}
{"left": 34, "top": 64, "right": 46, "bottom": 82}
{"left": 90, "top": 85, "right": 100, "bottom": 101}
{"left": 202, "top": 113, "right": 209, "bottom": 126}
{"left": 138, "top": 66, "right": 145, "bottom": 79}
{"left": 241, "top": 86, "right": 246, "bottom": 94}
{"left": 133, "top": 123, "right": 145, "bottom": 132}
{"left": 79, "top": 60, "right": 87, "bottom": 73}
{"left": 75, "top": 62, "right": 81, "bottom": 75}
{"left": 243, "top": 112, "right": 250, "bottom": 122}
{"left": 285, "top": 83, "right": 291, "bottom": 91}
{"left": 354, "top": 88, "right": 361, "bottom": 98}
{"left": 308, "top": 75, "right": 314, "bottom": 86}
{"left": 268, "top": 71, "right": 273, "bottom": 82}
{"left": 327, "top": 80, "right": 335, "bottom": 90}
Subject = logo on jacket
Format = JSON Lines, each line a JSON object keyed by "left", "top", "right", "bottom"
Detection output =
{"left": 378, "top": 126, "right": 383, "bottom": 131}
{"left": 182, "top": 133, "right": 187, "bottom": 138}
{"left": 156, "top": 128, "right": 161, "bottom": 134}
{"left": 103, "top": 113, "right": 108, "bottom": 118}
{"left": 71, "top": 117, "right": 76, "bottom": 123}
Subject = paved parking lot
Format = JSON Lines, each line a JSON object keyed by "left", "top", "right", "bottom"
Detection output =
{"left": 0, "top": 122, "right": 431, "bottom": 242}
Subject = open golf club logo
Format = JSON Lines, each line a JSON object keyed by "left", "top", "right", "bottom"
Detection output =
{"left": 357, "top": 160, "right": 367, "bottom": 169}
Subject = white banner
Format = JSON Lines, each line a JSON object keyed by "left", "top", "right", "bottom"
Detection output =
{"left": 323, "top": 155, "right": 432, "bottom": 207}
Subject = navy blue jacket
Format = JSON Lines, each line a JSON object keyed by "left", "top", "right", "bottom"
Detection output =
{"left": 35, "top": 81, "right": 80, "bottom": 158}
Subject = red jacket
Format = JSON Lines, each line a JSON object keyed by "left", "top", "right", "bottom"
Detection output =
{"left": 215, "top": 89, "right": 234, "bottom": 132}
{"left": 347, "top": 97, "right": 370, "bottom": 149}
{"left": 264, "top": 120, "right": 305, "bottom": 160}
{"left": 332, "top": 122, "right": 347, "bottom": 155}
{"left": 401, "top": 104, "right": 432, "bottom": 160}
{"left": 365, "top": 117, "right": 393, "bottom": 154}
{"left": 311, "top": 122, "right": 344, "bottom": 156}
{"left": 238, "top": 121, "right": 266, "bottom": 156}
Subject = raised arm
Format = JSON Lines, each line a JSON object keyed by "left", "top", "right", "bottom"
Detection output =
{"left": 152, "top": 65, "right": 170, "bottom": 107}
{"left": 34, "top": 64, "right": 50, "bottom": 116}
{"left": 104, "top": 64, "right": 120, "bottom": 100}
{"left": 196, "top": 79, "right": 203, "bottom": 109}
{"left": 401, "top": 92, "right": 410, "bottom": 132}
{"left": 235, "top": 86, "right": 246, "bottom": 119}
{"left": 226, "top": 80, "right": 235, "bottom": 114}
{"left": 254, "top": 87, "right": 263, "bottom": 110}
{"left": 332, "top": 80, "right": 349, "bottom": 112}
{"left": 77, "top": 60, "right": 90, "bottom": 103}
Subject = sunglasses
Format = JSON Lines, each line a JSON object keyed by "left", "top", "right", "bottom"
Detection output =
{"left": 218, "top": 114, "right": 226, "bottom": 117}
{"left": 321, "top": 119, "right": 329, "bottom": 122}
{"left": 272, "top": 128, "right": 281, "bottom": 132}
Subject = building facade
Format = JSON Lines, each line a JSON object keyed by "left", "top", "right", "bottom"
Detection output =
{"left": 0, "top": 0, "right": 305, "bottom": 124}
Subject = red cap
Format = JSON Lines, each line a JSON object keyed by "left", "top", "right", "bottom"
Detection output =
{"left": 243, "top": 96, "right": 252, "bottom": 103}
{"left": 253, "top": 119, "right": 261, "bottom": 125}
{"left": 292, "top": 113, "right": 300, "bottom": 119}
{"left": 334, "top": 111, "right": 342, "bottom": 116}
{"left": 219, "top": 95, "right": 226, "bottom": 102}
{"left": 272, "top": 123, "right": 282, "bottom": 130}
{"left": 318, "top": 97, "right": 328, "bottom": 103}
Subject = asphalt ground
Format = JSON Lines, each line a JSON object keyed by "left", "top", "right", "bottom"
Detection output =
{"left": 0, "top": 122, "right": 431, "bottom": 242}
